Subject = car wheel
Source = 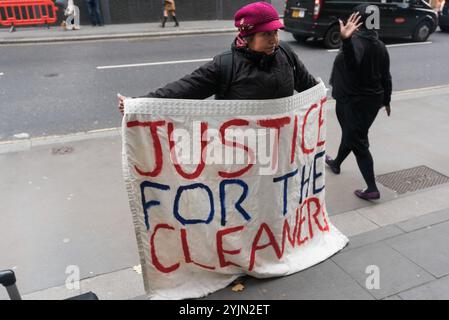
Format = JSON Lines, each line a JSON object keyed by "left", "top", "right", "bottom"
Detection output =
{"left": 440, "top": 25, "right": 449, "bottom": 32}
{"left": 323, "top": 25, "right": 341, "bottom": 49}
{"left": 293, "top": 34, "right": 308, "bottom": 43}
{"left": 412, "top": 21, "right": 432, "bottom": 42}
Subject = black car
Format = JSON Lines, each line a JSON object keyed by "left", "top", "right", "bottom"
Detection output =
{"left": 284, "top": 0, "right": 438, "bottom": 48}
{"left": 439, "top": 0, "right": 449, "bottom": 32}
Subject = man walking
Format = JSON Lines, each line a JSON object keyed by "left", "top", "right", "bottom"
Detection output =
{"left": 327, "top": 4, "right": 392, "bottom": 200}
{"left": 85, "top": 0, "right": 104, "bottom": 26}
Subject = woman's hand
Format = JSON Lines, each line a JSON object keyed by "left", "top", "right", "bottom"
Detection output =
{"left": 339, "top": 12, "right": 363, "bottom": 40}
{"left": 384, "top": 105, "right": 391, "bottom": 117}
{"left": 118, "top": 94, "right": 127, "bottom": 115}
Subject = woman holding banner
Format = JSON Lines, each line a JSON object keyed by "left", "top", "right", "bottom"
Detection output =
{"left": 119, "top": 2, "right": 317, "bottom": 110}
{"left": 326, "top": 5, "right": 392, "bottom": 201}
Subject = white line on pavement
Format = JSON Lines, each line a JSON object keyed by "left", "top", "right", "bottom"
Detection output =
{"left": 327, "top": 41, "right": 432, "bottom": 52}
{"left": 386, "top": 41, "right": 433, "bottom": 48}
{"left": 97, "top": 58, "right": 213, "bottom": 70}
{"left": 99, "top": 41, "right": 433, "bottom": 68}
{"left": 0, "top": 72, "right": 4, "bottom": 76}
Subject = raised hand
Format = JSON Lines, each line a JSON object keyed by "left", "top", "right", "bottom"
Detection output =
{"left": 339, "top": 12, "right": 363, "bottom": 40}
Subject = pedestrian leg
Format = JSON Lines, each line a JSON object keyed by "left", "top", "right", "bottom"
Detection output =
{"left": 354, "top": 149, "right": 378, "bottom": 192}
{"left": 172, "top": 13, "right": 179, "bottom": 27}
{"left": 73, "top": 6, "right": 80, "bottom": 30}
{"left": 352, "top": 100, "right": 381, "bottom": 196}
{"left": 334, "top": 139, "right": 351, "bottom": 168}
{"left": 94, "top": 0, "right": 103, "bottom": 26}
{"left": 65, "top": 15, "right": 73, "bottom": 30}
{"left": 86, "top": 0, "right": 95, "bottom": 25}
{"left": 328, "top": 100, "right": 352, "bottom": 173}
{"left": 161, "top": 10, "right": 168, "bottom": 28}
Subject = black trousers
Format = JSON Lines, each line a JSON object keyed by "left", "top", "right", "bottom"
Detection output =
{"left": 335, "top": 96, "right": 382, "bottom": 191}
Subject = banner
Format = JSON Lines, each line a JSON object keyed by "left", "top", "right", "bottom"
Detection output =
{"left": 122, "top": 81, "right": 348, "bottom": 300}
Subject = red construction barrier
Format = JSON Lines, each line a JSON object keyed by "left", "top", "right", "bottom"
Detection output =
{"left": 0, "top": 0, "right": 58, "bottom": 28}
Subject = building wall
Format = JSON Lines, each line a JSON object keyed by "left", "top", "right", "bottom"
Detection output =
{"left": 65, "top": 0, "right": 277, "bottom": 25}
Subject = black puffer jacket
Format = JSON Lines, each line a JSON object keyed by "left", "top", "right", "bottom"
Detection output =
{"left": 330, "top": 30, "right": 392, "bottom": 106}
{"left": 145, "top": 41, "right": 317, "bottom": 100}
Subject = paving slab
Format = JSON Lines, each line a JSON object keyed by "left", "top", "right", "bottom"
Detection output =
{"left": 332, "top": 242, "right": 435, "bottom": 299}
{"left": 396, "top": 208, "right": 449, "bottom": 233}
{"left": 398, "top": 275, "right": 449, "bottom": 300}
{"left": 0, "top": 139, "right": 31, "bottom": 154}
{"left": 386, "top": 221, "right": 449, "bottom": 278}
{"left": 202, "top": 260, "right": 373, "bottom": 300}
{"left": 19, "top": 267, "right": 144, "bottom": 300}
{"left": 329, "top": 211, "right": 379, "bottom": 237}
{"left": 357, "top": 186, "right": 449, "bottom": 227}
{"left": 22, "top": 284, "right": 81, "bottom": 300}
{"left": 342, "top": 225, "right": 404, "bottom": 252}
{"left": 79, "top": 268, "right": 145, "bottom": 300}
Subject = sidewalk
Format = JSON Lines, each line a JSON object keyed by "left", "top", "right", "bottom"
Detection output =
{"left": 0, "top": 21, "right": 236, "bottom": 44}
{"left": 1, "top": 85, "right": 449, "bottom": 300}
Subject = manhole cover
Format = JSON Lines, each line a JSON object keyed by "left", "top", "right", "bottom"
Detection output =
{"left": 51, "top": 146, "right": 74, "bottom": 155}
{"left": 377, "top": 165, "right": 449, "bottom": 195}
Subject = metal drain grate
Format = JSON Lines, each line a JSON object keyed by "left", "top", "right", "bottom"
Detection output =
{"left": 52, "top": 146, "right": 74, "bottom": 155}
{"left": 377, "top": 165, "right": 449, "bottom": 194}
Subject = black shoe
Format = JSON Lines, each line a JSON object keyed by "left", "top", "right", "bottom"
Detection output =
{"left": 325, "top": 155, "right": 340, "bottom": 174}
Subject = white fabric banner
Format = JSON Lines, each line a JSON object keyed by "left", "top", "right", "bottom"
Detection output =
{"left": 122, "top": 81, "right": 348, "bottom": 300}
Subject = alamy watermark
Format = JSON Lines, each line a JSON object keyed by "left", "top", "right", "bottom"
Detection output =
{"left": 364, "top": 5, "right": 380, "bottom": 30}
{"left": 65, "top": 265, "right": 80, "bottom": 290}
{"left": 365, "top": 265, "right": 381, "bottom": 290}
{"left": 169, "top": 122, "right": 283, "bottom": 175}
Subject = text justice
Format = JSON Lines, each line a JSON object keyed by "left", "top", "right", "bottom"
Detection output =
{"left": 127, "top": 98, "right": 327, "bottom": 180}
